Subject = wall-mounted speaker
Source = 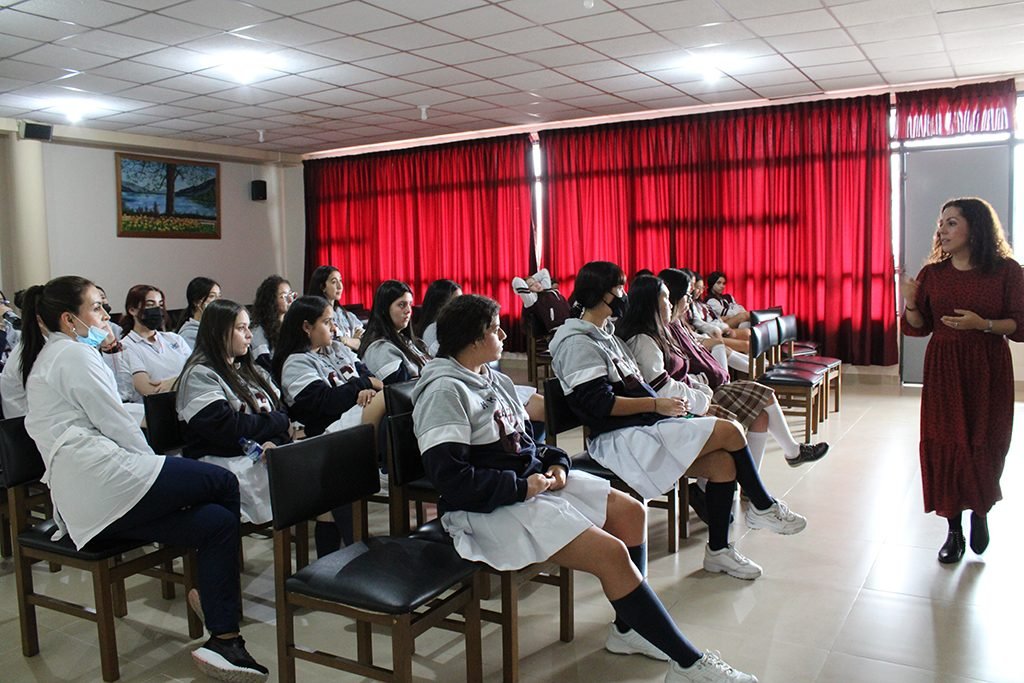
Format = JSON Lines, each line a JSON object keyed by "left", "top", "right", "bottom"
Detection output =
{"left": 250, "top": 180, "right": 267, "bottom": 201}
{"left": 18, "top": 121, "right": 53, "bottom": 141}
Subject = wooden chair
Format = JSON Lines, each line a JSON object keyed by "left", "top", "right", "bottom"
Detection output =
{"left": 383, "top": 380, "right": 435, "bottom": 535}
{"left": 524, "top": 313, "right": 554, "bottom": 388}
{"left": 542, "top": 378, "right": 689, "bottom": 551}
{"left": 267, "top": 424, "right": 483, "bottom": 683}
{"left": 0, "top": 417, "right": 202, "bottom": 682}
{"left": 387, "top": 411, "right": 574, "bottom": 683}
{"left": 747, "top": 323, "right": 824, "bottom": 441}
{"left": 774, "top": 315, "right": 842, "bottom": 414}
{"left": 748, "top": 306, "right": 783, "bottom": 325}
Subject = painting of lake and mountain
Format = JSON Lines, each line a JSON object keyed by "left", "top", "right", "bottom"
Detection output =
{"left": 117, "top": 153, "right": 220, "bottom": 238}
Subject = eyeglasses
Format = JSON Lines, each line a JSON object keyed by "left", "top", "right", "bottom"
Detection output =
{"left": 279, "top": 292, "right": 297, "bottom": 302}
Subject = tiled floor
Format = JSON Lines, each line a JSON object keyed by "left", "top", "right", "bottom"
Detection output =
{"left": 1, "top": 379, "right": 1020, "bottom": 683}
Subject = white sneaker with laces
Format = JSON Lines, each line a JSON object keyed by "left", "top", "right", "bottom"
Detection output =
{"left": 703, "top": 544, "right": 762, "bottom": 580}
{"left": 665, "top": 650, "right": 758, "bottom": 683}
{"left": 744, "top": 499, "right": 806, "bottom": 535}
{"left": 605, "top": 623, "right": 670, "bottom": 661}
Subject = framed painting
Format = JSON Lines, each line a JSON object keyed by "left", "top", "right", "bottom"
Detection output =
{"left": 116, "top": 153, "right": 221, "bottom": 238}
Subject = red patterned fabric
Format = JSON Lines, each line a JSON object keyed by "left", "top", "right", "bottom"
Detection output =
{"left": 902, "top": 259, "right": 1024, "bottom": 516}
{"left": 304, "top": 136, "right": 533, "bottom": 348}
{"left": 896, "top": 79, "right": 1016, "bottom": 140}
{"left": 541, "top": 96, "right": 896, "bottom": 365}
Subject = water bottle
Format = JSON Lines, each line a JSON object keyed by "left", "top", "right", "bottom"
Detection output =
{"left": 239, "top": 437, "right": 263, "bottom": 463}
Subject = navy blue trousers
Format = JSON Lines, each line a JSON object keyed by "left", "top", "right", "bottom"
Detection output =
{"left": 94, "top": 456, "right": 241, "bottom": 635}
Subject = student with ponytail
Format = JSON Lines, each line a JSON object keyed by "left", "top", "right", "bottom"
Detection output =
{"left": 177, "top": 276, "right": 221, "bottom": 348}
{"left": 20, "top": 276, "right": 267, "bottom": 683}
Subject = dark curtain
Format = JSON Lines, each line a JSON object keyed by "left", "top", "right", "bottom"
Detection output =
{"left": 541, "top": 95, "right": 897, "bottom": 365}
{"left": 304, "top": 135, "right": 533, "bottom": 347}
{"left": 896, "top": 79, "right": 1016, "bottom": 140}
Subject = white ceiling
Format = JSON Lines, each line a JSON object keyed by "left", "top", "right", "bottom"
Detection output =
{"left": 1, "top": 0, "right": 1022, "bottom": 156}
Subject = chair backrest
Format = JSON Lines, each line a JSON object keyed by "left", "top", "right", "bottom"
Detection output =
{"left": 0, "top": 417, "right": 45, "bottom": 489}
{"left": 776, "top": 314, "right": 800, "bottom": 344}
{"left": 542, "top": 378, "right": 582, "bottom": 438}
{"left": 267, "top": 424, "right": 379, "bottom": 530}
{"left": 748, "top": 321, "right": 776, "bottom": 361}
{"left": 143, "top": 391, "right": 186, "bottom": 454}
{"left": 384, "top": 380, "right": 417, "bottom": 417}
{"left": 386, "top": 412, "right": 427, "bottom": 487}
{"left": 749, "top": 306, "right": 783, "bottom": 325}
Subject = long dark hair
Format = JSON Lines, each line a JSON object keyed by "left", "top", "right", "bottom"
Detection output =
{"left": 19, "top": 276, "right": 94, "bottom": 386}
{"left": 251, "top": 275, "right": 289, "bottom": 351}
{"left": 307, "top": 265, "right": 341, "bottom": 310}
{"left": 415, "top": 279, "right": 461, "bottom": 338}
{"left": 570, "top": 261, "right": 626, "bottom": 315}
{"left": 272, "top": 295, "right": 330, "bottom": 382}
{"left": 436, "top": 294, "right": 500, "bottom": 359}
{"left": 616, "top": 275, "right": 679, "bottom": 362}
{"left": 174, "top": 299, "right": 280, "bottom": 413}
{"left": 178, "top": 276, "right": 219, "bottom": 329}
{"left": 705, "top": 271, "right": 728, "bottom": 303}
{"left": 658, "top": 268, "right": 694, "bottom": 311}
{"left": 928, "top": 197, "right": 1015, "bottom": 273}
{"left": 358, "top": 280, "right": 427, "bottom": 367}
{"left": 120, "top": 284, "right": 168, "bottom": 337}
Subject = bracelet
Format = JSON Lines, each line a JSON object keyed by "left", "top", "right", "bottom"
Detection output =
{"left": 985, "top": 319, "right": 993, "bottom": 333}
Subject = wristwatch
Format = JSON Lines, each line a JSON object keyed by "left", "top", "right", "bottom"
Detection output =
{"left": 985, "top": 319, "right": 994, "bottom": 333}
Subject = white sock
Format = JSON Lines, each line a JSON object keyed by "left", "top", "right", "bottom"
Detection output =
{"left": 727, "top": 352, "right": 749, "bottom": 373}
{"left": 711, "top": 343, "right": 729, "bottom": 371}
{"left": 536, "top": 268, "right": 552, "bottom": 290}
{"left": 511, "top": 277, "right": 537, "bottom": 308}
{"left": 765, "top": 402, "right": 800, "bottom": 458}
{"left": 747, "top": 430, "right": 769, "bottom": 471}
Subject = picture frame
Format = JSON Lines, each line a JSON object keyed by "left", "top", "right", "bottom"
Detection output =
{"left": 116, "top": 153, "right": 221, "bottom": 238}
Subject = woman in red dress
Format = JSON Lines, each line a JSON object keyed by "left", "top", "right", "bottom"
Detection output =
{"left": 902, "top": 197, "right": 1024, "bottom": 564}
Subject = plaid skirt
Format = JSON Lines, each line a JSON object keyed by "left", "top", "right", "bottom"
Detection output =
{"left": 710, "top": 380, "right": 775, "bottom": 429}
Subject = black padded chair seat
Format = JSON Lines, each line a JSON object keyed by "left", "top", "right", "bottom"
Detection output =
{"left": 570, "top": 454, "right": 617, "bottom": 481}
{"left": 785, "top": 355, "right": 841, "bottom": 369}
{"left": 407, "top": 517, "right": 451, "bottom": 544}
{"left": 407, "top": 477, "right": 436, "bottom": 493}
{"left": 18, "top": 518, "right": 147, "bottom": 561}
{"left": 286, "top": 536, "right": 476, "bottom": 614}
{"left": 759, "top": 370, "right": 821, "bottom": 387}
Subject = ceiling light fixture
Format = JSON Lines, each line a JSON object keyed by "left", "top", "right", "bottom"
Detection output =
{"left": 209, "top": 51, "right": 283, "bottom": 85}
{"left": 49, "top": 98, "right": 104, "bottom": 124}
{"left": 675, "top": 53, "right": 744, "bottom": 83}
{"left": 419, "top": 105, "right": 429, "bottom": 121}
{"left": 583, "top": 0, "right": 595, "bottom": 8}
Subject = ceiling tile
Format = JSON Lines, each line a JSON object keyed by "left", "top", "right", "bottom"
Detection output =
{"left": 302, "top": 87, "right": 377, "bottom": 106}
{"left": 860, "top": 37, "right": 945, "bottom": 60}
{"left": 497, "top": 69, "right": 575, "bottom": 91}
{"left": 12, "top": 0, "right": 143, "bottom": 27}
{"left": 871, "top": 52, "right": 951, "bottom": 72}
{"left": 0, "top": 9, "right": 90, "bottom": 42}
{"left": 256, "top": 74, "right": 336, "bottom": 96}
{"left": 588, "top": 32, "right": 680, "bottom": 59}
{"left": 460, "top": 56, "right": 539, "bottom": 79}
{"left": 532, "top": 82, "right": 603, "bottom": 99}
{"left": 442, "top": 80, "right": 517, "bottom": 97}
{"left": 233, "top": 18, "right": 340, "bottom": 47}
{"left": 660, "top": 21, "right": 756, "bottom": 49}
{"left": 720, "top": 54, "right": 791, "bottom": 75}
{"left": 115, "top": 83, "right": 194, "bottom": 104}
{"left": 303, "top": 36, "right": 396, "bottom": 62}
{"left": 401, "top": 67, "right": 480, "bottom": 87}
{"left": 619, "top": 84, "right": 691, "bottom": 102}
{"left": 639, "top": 93, "right": 702, "bottom": 109}
{"left": 480, "top": 26, "right": 573, "bottom": 54}
{"left": 54, "top": 30, "right": 166, "bottom": 59}
{"left": 814, "top": 74, "right": 889, "bottom": 91}
{"left": 626, "top": 0, "right": 732, "bottom": 30}
{"left": 501, "top": 0, "right": 604, "bottom": 23}
{"left": 346, "top": 98, "right": 411, "bottom": 112}
{"left": 48, "top": 72, "right": 133, "bottom": 94}
{"left": 16, "top": 44, "right": 117, "bottom": 71}
{"left": 0, "top": 58, "right": 72, "bottom": 82}
{"left": 426, "top": 5, "right": 533, "bottom": 39}
{"left": 91, "top": 60, "right": 180, "bottom": 84}
{"left": 413, "top": 41, "right": 504, "bottom": 65}
{"left": 882, "top": 66, "right": 958, "bottom": 83}
{"left": 299, "top": 1, "right": 410, "bottom": 34}
{"left": 106, "top": 14, "right": 222, "bottom": 44}
{"left": 261, "top": 96, "right": 329, "bottom": 113}
{"left": 846, "top": 16, "right": 940, "bottom": 43}
{"left": 520, "top": 45, "right": 608, "bottom": 69}
{"left": 157, "top": 73, "right": 236, "bottom": 95}
{"left": 205, "top": 86, "right": 284, "bottom": 105}
{"left": 752, "top": 81, "right": 823, "bottom": 98}
{"left": 0, "top": 34, "right": 43, "bottom": 59}
{"left": 159, "top": 0, "right": 280, "bottom": 31}
{"left": 936, "top": 3, "right": 1024, "bottom": 32}
{"left": 347, "top": 78, "right": 428, "bottom": 97}
{"left": 801, "top": 61, "right": 878, "bottom": 80}
{"left": 304, "top": 63, "right": 382, "bottom": 87}
{"left": 556, "top": 60, "right": 637, "bottom": 81}
{"left": 715, "top": 0, "right": 822, "bottom": 19}
{"left": 391, "top": 89, "right": 461, "bottom": 106}
{"left": 734, "top": 68, "right": 813, "bottom": 87}
{"left": 353, "top": 53, "right": 442, "bottom": 77}
{"left": 830, "top": 0, "right": 935, "bottom": 27}
{"left": 589, "top": 72, "right": 666, "bottom": 93}
{"left": 362, "top": 0, "right": 482, "bottom": 21}
{"left": 765, "top": 29, "right": 854, "bottom": 53}
{"left": 788, "top": 46, "right": 867, "bottom": 68}
{"left": 550, "top": 11, "right": 650, "bottom": 42}
{"left": 361, "top": 23, "right": 460, "bottom": 50}
{"left": 742, "top": 10, "right": 841, "bottom": 37}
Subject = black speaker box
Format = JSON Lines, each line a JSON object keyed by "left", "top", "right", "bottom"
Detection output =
{"left": 250, "top": 180, "right": 267, "bottom": 201}
{"left": 19, "top": 121, "right": 53, "bottom": 141}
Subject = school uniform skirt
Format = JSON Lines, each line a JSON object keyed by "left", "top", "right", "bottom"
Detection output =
{"left": 441, "top": 470, "right": 610, "bottom": 571}
{"left": 324, "top": 404, "right": 364, "bottom": 434}
{"left": 589, "top": 416, "right": 718, "bottom": 499}
{"left": 712, "top": 380, "right": 775, "bottom": 430}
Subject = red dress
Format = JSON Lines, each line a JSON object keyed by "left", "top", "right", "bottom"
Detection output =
{"left": 904, "top": 258, "right": 1024, "bottom": 516}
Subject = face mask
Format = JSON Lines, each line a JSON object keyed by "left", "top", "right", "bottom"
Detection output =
{"left": 72, "top": 315, "right": 109, "bottom": 348}
{"left": 608, "top": 292, "right": 628, "bottom": 318}
{"left": 139, "top": 306, "right": 164, "bottom": 330}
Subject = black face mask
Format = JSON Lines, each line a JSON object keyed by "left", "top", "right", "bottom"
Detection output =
{"left": 608, "top": 292, "right": 628, "bottom": 318}
{"left": 139, "top": 306, "right": 164, "bottom": 330}
{"left": 101, "top": 303, "right": 112, "bottom": 315}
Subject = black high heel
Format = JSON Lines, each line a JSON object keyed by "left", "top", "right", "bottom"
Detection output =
{"left": 970, "top": 513, "right": 989, "bottom": 554}
{"left": 938, "top": 530, "right": 966, "bottom": 564}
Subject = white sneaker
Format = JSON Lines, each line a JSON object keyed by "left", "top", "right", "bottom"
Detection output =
{"left": 745, "top": 499, "right": 807, "bottom": 535}
{"left": 665, "top": 650, "right": 758, "bottom": 683}
{"left": 605, "top": 623, "right": 670, "bottom": 661}
{"left": 703, "top": 544, "right": 762, "bottom": 580}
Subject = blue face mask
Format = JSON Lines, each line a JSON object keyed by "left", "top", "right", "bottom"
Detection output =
{"left": 72, "top": 315, "right": 109, "bottom": 348}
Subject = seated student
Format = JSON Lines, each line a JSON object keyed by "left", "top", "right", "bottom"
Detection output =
{"left": 551, "top": 261, "right": 808, "bottom": 581}
{"left": 413, "top": 293, "right": 758, "bottom": 683}
{"left": 0, "top": 334, "right": 26, "bottom": 418}
{"left": 705, "top": 271, "right": 751, "bottom": 330}
{"left": 2, "top": 290, "right": 22, "bottom": 368}
{"left": 512, "top": 268, "right": 571, "bottom": 334}
{"left": 249, "top": 275, "right": 293, "bottom": 373}
{"left": 415, "top": 278, "right": 462, "bottom": 356}
{"left": 175, "top": 299, "right": 292, "bottom": 525}
{"left": 120, "top": 284, "right": 191, "bottom": 403}
{"left": 359, "top": 280, "right": 431, "bottom": 384}
{"left": 620, "top": 275, "right": 829, "bottom": 469}
{"left": 683, "top": 270, "right": 751, "bottom": 365}
{"left": 93, "top": 284, "right": 141, "bottom": 408}
{"left": 20, "top": 276, "right": 267, "bottom": 682}
{"left": 177, "top": 277, "right": 221, "bottom": 348}
{"left": 307, "top": 265, "right": 363, "bottom": 351}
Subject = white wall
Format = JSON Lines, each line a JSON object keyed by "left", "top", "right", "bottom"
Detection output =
{"left": 39, "top": 143, "right": 305, "bottom": 311}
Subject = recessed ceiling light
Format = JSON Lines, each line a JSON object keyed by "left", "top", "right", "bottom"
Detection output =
{"left": 48, "top": 98, "right": 105, "bottom": 123}
{"left": 208, "top": 51, "right": 284, "bottom": 84}
{"left": 675, "top": 52, "right": 745, "bottom": 82}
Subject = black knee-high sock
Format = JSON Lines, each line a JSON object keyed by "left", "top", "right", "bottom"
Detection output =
{"left": 529, "top": 420, "right": 547, "bottom": 444}
{"left": 947, "top": 512, "right": 963, "bottom": 533}
{"left": 705, "top": 481, "right": 736, "bottom": 551}
{"left": 314, "top": 521, "right": 341, "bottom": 558}
{"left": 610, "top": 582, "right": 701, "bottom": 667}
{"left": 332, "top": 504, "right": 354, "bottom": 546}
{"left": 614, "top": 544, "right": 648, "bottom": 632}
{"left": 728, "top": 446, "right": 773, "bottom": 510}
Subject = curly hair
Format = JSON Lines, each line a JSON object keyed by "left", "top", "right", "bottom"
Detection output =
{"left": 928, "top": 197, "right": 1014, "bottom": 273}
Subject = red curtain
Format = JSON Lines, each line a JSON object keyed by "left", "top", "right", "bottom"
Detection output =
{"left": 541, "top": 96, "right": 896, "bottom": 365}
{"left": 304, "top": 135, "right": 533, "bottom": 347}
{"left": 896, "top": 79, "right": 1016, "bottom": 140}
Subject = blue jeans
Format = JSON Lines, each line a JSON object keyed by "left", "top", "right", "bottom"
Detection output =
{"left": 94, "top": 456, "right": 241, "bottom": 635}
